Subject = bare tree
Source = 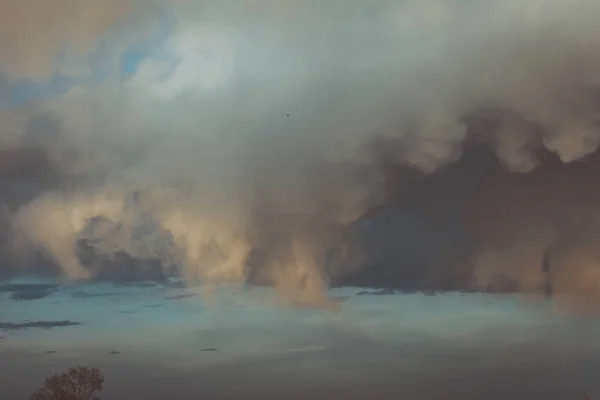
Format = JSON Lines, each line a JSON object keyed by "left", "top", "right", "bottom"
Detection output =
{"left": 29, "top": 366, "right": 104, "bottom": 400}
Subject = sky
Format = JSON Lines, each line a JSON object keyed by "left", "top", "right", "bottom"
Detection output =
{"left": 3, "top": 0, "right": 600, "bottom": 398}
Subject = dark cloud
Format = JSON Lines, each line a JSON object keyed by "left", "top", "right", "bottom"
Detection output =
{"left": 355, "top": 289, "right": 399, "bottom": 296}
{"left": 167, "top": 281, "right": 186, "bottom": 289}
{"left": 0, "top": 283, "right": 59, "bottom": 292}
{"left": 0, "top": 283, "right": 58, "bottom": 301}
{"left": 22, "top": 114, "right": 62, "bottom": 149}
{"left": 122, "top": 281, "right": 158, "bottom": 288}
{"left": 69, "top": 290, "right": 122, "bottom": 299}
{"left": 331, "top": 145, "right": 600, "bottom": 307}
{"left": 0, "top": 149, "right": 60, "bottom": 204}
{"left": 0, "top": 320, "right": 81, "bottom": 331}
{"left": 165, "top": 293, "right": 196, "bottom": 301}
{"left": 9, "top": 290, "right": 54, "bottom": 301}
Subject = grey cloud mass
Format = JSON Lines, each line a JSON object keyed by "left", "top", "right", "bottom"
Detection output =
{"left": 1, "top": 0, "right": 600, "bottom": 310}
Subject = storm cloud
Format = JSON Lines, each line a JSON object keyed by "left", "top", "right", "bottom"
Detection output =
{"left": 2, "top": 1, "right": 600, "bottom": 309}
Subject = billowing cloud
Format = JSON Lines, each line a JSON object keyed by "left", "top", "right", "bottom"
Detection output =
{"left": 2, "top": 0, "right": 600, "bottom": 309}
